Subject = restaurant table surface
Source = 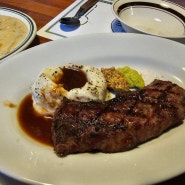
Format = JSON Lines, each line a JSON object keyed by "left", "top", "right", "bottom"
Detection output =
{"left": 0, "top": 0, "right": 185, "bottom": 185}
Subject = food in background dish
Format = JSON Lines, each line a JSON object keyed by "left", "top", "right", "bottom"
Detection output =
{"left": 0, "top": 15, "right": 28, "bottom": 58}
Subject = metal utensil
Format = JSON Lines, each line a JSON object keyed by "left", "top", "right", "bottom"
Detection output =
{"left": 60, "top": 0, "right": 99, "bottom": 26}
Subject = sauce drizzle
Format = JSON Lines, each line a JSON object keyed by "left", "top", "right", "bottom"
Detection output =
{"left": 60, "top": 67, "right": 88, "bottom": 91}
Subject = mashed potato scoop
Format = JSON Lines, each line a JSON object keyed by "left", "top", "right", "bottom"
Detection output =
{"left": 31, "top": 63, "right": 108, "bottom": 115}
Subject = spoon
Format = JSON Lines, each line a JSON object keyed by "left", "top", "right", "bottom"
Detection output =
{"left": 60, "top": 0, "right": 99, "bottom": 26}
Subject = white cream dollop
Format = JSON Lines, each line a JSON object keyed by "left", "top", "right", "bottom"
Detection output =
{"left": 65, "top": 63, "right": 107, "bottom": 102}
{"left": 31, "top": 66, "right": 67, "bottom": 115}
{"left": 31, "top": 63, "right": 108, "bottom": 115}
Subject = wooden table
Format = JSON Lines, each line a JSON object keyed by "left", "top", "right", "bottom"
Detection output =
{"left": 0, "top": 0, "right": 185, "bottom": 185}
{"left": 1, "top": 0, "right": 75, "bottom": 46}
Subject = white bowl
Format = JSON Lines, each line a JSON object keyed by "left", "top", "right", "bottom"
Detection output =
{"left": 112, "top": 0, "right": 185, "bottom": 40}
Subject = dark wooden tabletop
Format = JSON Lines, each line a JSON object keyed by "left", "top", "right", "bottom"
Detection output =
{"left": 0, "top": 0, "right": 185, "bottom": 184}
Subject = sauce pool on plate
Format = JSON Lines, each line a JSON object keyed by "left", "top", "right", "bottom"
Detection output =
{"left": 17, "top": 94, "right": 53, "bottom": 146}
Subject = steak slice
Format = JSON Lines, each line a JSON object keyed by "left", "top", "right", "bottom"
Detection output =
{"left": 52, "top": 79, "right": 185, "bottom": 156}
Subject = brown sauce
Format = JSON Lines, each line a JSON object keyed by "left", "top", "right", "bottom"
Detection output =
{"left": 60, "top": 67, "right": 87, "bottom": 91}
{"left": 17, "top": 94, "right": 53, "bottom": 146}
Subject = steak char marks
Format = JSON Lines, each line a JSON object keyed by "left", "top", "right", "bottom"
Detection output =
{"left": 52, "top": 80, "right": 185, "bottom": 156}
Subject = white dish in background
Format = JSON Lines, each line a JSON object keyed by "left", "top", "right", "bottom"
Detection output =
{"left": 0, "top": 7, "right": 37, "bottom": 62}
{"left": 112, "top": 0, "right": 185, "bottom": 41}
{"left": 0, "top": 33, "right": 185, "bottom": 185}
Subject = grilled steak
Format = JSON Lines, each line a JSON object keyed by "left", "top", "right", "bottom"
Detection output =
{"left": 52, "top": 79, "right": 185, "bottom": 156}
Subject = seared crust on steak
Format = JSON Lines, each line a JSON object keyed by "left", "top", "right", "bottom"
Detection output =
{"left": 52, "top": 79, "right": 185, "bottom": 156}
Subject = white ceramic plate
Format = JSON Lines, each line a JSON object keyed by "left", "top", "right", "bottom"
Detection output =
{"left": 0, "top": 33, "right": 185, "bottom": 185}
{"left": 0, "top": 7, "right": 37, "bottom": 62}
